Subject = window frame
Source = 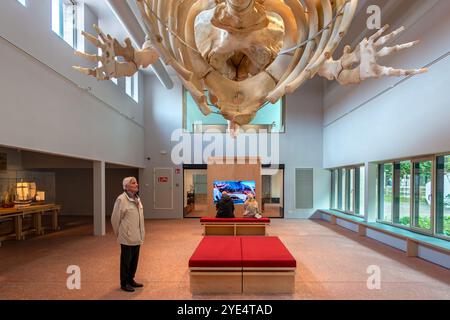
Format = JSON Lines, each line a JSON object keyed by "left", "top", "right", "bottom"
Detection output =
{"left": 377, "top": 162, "right": 394, "bottom": 222}
{"left": 126, "top": 73, "right": 139, "bottom": 103}
{"left": 330, "top": 165, "right": 365, "bottom": 217}
{"left": 375, "top": 155, "right": 450, "bottom": 239}
{"left": 393, "top": 160, "right": 412, "bottom": 227}
{"left": 410, "top": 157, "right": 434, "bottom": 235}
{"left": 182, "top": 87, "right": 286, "bottom": 133}
{"left": 435, "top": 154, "right": 450, "bottom": 240}
{"left": 51, "top": 0, "right": 79, "bottom": 49}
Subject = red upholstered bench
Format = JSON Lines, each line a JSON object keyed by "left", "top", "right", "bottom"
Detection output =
{"left": 189, "top": 236, "right": 242, "bottom": 294}
{"left": 200, "top": 217, "right": 271, "bottom": 236}
{"left": 189, "top": 236, "right": 296, "bottom": 294}
{"left": 241, "top": 237, "right": 296, "bottom": 294}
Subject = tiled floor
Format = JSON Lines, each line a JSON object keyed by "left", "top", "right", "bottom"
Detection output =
{"left": 0, "top": 217, "right": 449, "bottom": 300}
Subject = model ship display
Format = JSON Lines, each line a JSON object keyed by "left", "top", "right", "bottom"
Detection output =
{"left": 1, "top": 187, "right": 16, "bottom": 209}
{"left": 14, "top": 181, "right": 37, "bottom": 207}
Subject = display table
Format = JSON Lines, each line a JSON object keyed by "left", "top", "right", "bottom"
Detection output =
{"left": 0, "top": 204, "right": 61, "bottom": 243}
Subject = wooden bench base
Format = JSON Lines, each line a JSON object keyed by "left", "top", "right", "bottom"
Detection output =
{"left": 189, "top": 236, "right": 296, "bottom": 295}
{"left": 243, "top": 270, "right": 295, "bottom": 294}
{"left": 189, "top": 269, "right": 295, "bottom": 294}
{"left": 190, "top": 270, "right": 242, "bottom": 294}
{"left": 203, "top": 224, "right": 267, "bottom": 236}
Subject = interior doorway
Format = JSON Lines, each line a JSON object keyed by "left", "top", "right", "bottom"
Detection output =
{"left": 261, "top": 165, "right": 284, "bottom": 218}
{"left": 183, "top": 165, "right": 207, "bottom": 218}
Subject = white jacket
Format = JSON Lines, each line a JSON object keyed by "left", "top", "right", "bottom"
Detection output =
{"left": 111, "top": 192, "right": 145, "bottom": 246}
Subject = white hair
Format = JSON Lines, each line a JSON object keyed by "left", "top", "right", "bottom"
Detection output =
{"left": 122, "top": 177, "right": 137, "bottom": 191}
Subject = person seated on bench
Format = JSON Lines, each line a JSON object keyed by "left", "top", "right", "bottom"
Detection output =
{"left": 243, "top": 194, "right": 262, "bottom": 219}
{"left": 216, "top": 191, "right": 235, "bottom": 218}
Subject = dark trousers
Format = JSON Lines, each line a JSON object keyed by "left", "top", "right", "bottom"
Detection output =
{"left": 120, "top": 244, "right": 140, "bottom": 287}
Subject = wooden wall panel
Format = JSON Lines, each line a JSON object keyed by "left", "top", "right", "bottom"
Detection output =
{"left": 207, "top": 157, "right": 261, "bottom": 217}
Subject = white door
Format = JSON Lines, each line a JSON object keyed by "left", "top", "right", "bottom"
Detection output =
{"left": 154, "top": 168, "right": 173, "bottom": 210}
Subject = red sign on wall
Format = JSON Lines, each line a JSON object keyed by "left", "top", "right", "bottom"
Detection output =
{"left": 158, "top": 177, "right": 168, "bottom": 183}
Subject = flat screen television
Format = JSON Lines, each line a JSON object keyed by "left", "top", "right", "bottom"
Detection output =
{"left": 213, "top": 180, "right": 256, "bottom": 204}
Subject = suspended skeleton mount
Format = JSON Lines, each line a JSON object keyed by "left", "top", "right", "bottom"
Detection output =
{"left": 74, "top": 0, "right": 427, "bottom": 136}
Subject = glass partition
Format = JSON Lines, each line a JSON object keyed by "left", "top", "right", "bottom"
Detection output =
{"left": 349, "top": 168, "right": 355, "bottom": 213}
{"left": 183, "top": 88, "right": 285, "bottom": 133}
{"left": 412, "top": 160, "right": 432, "bottom": 231}
{"left": 378, "top": 163, "right": 393, "bottom": 222}
{"left": 398, "top": 161, "right": 412, "bottom": 226}
{"left": 357, "top": 166, "right": 365, "bottom": 215}
{"left": 436, "top": 155, "right": 450, "bottom": 237}
{"left": 1, "top": 170, "right": 56, "bottom": 208}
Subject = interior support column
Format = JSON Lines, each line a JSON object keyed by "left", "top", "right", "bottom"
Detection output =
{"left": 93, "top": 161, "right": 106, "bottom": 236}
{"left": 365, "top": 162, "right": 378, "bottom": 222}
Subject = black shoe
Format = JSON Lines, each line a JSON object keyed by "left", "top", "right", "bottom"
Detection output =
{"left": 121, "top": 284, "right": 135, "bottom": 292}
{"left": 129, "top": 280, "right": 144, "bottom": 288}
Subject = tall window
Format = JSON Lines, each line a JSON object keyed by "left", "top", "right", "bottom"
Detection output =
{"left": 183, "top": 88, "right": 285, "bottom": 133}
{"left": 17, "top": 0, "right": 26, "bottom": 6}
{"left": 396, "top": 161, "right": 412, "bottom": 226}
{"left": 412, "top": 159, "right": 433, "bottom": 231}
{"left": 126, "top": 73, "right": 139, "bottom": 102}
{"left": 337, "top": 169, "right": 343, "bottom": 210}
{"left": 379, "top": 160, "right": 430, "bottom": 228}
{"left": 358, "top": 166, "right": 365, "bottom": 215}
{"left": 349, "top": 168, "right": 355, "bottom": 212}
{"left": 331, "top": 165, "right": 365, "bottom": 216}
{"left": 331, "top": 169, "right": 338, "bottom": 209}
{"left": 378, "top": 163, "right": 393, "bottom": 221}
{"left": 436, "top": 155, "right": 450, "bottom": 237}
{"left": 376, "top": 156, "right": 450, "bottom": 238}
{"left": 341, "top": 168, "right": 346, "bottom": 211}
{"left": 52, "top": 0, "right": 78, "bottom": 49}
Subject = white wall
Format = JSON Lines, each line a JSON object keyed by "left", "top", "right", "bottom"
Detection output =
{"left": 0, "top": 0, "right": 145, "bottom": 168}
{"left": 282, "top": 79, "right": 330, "bottom": 218}
{"left": 141, "top": 75, "right": 329, "bottom": 219}
{"left": 323, "top": 0, "right": 450, "bottom": 168}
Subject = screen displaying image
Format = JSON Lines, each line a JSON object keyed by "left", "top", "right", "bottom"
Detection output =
{"left": 213, "top": 180, "right": 256, "bottom": 204}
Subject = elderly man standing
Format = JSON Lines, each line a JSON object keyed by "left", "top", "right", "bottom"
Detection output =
{"left": 111, "top": 177, "right": 145, "bottom": 292}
